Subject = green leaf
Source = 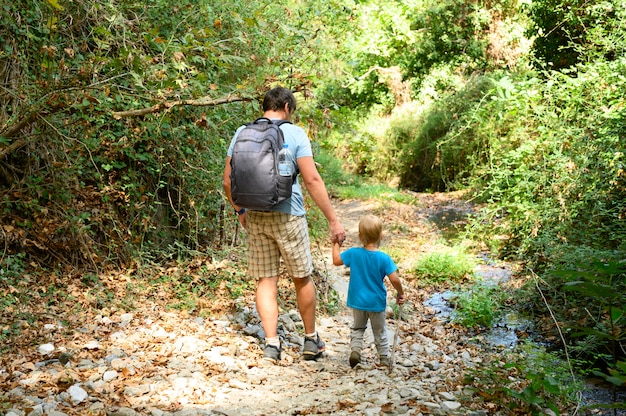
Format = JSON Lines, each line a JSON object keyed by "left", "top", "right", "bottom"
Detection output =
{"left": 546, "top": 402, "right": 561, "bottom": 415}
{"left": 542, "top": 376, "right": 561, "bottom": 395}
{"left": 562, "top": 281, "right": 617, "bottom": 299}
{"left": 606, "top": 375, "right": 626, "bottom": 386}
{"left": 610, "top": 307, "right": 625, "bottom": 324}
{"left": 46, "top": 0, "right": 64, "bottom": 11}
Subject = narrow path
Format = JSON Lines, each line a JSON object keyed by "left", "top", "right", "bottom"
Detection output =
{"left": 1, "top": 195, "right": 497, "bottom": 416}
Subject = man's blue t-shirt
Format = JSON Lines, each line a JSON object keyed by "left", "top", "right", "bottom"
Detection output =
{"left": 227, "top": 120, "right": 312, "bottom": 216}
{"left": 340, "top": 247, "right": 398, "bottom": 312}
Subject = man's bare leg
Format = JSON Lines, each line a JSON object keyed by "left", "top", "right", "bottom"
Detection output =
{"left": 256, "top": 276, "right": 279, "bottom": 338}
{"left": 293, "top": 276, "right": 316, "bottom": 335}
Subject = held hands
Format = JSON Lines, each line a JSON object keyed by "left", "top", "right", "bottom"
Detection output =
{"left": 330, "top": 221, "right": 346, "bottom": 246}
{"left": 396, "top": 293, "right": 406, "bottom": 305}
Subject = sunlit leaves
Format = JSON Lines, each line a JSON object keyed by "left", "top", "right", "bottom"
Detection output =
{"left": 45, "top": 0, "right": 64, "bottom": 11}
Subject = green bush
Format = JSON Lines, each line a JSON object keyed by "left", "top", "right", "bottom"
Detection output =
{"left": 553, "top": 260, "right": 626, "bottom": 370}
{"left": 464, "top": 341, "right": 582, "bottom": 414}
{"left": 476, "top": 61, "right": 625, "bottom": 265}
{"left": 452, "top": 284, "right": 504, "bottom": 328}
{"left": 526, "top": 0, "right": 626, "bottom": 70}
{"left": 1, "top": 0, "right": 358, "bottom": 269}
{"left": 413, "top": 245, "right": 476, "bottom": 284}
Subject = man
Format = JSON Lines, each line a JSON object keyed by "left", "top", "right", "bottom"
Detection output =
{"left": 223, "top": 86, "right": 346, "bottom": 362}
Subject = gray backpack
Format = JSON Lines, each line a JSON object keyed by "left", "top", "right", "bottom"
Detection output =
{"left": 229, "top": 118, "right": 298, "bottom": 210}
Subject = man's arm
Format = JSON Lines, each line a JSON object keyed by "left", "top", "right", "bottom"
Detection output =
{"left": 297, "top": 156, "right": 346, "bottom": 244}
{"left": 223, "top": 156, "right": 246, "bottom": 226}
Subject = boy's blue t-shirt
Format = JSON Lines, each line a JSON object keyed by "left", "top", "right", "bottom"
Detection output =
{"left": 227, "top": 120, "right": 311, "bottom": 216}
{"left": 340, "top": 247, "right": 398, "bottom": 312}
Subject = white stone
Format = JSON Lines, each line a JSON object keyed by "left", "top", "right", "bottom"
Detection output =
{"left": 84, "top": 340, "right": 101, "bottom": 350}
{"left": 410, "top": 343, "right": 425, "bottom": 353}
{"left": 37, "top": 343, "right": 54, "bottom": 356}
{"left": 67, "top": 384, "right": 88, "bottom": 404}
{"left": 111, "top": 408, "right": 137, "bottom": 416}
{"left": 19, "top": 371, "right": 42, "bottom": 386}
{"left": 152, "top": 327, "right": 169, "bottom": 338}
{"left": 102, "top": 370, "right": 118, "bottom": 382}
{"left": 439, "top": 391, "right": 457, "bottom": 401}
{"left": 110, "top": 358, "right": 126, "bottom": 370}
{"left": 174, "top": 336, "right": 209, "bottom": 353}
{"left": 28, "top": 404, "right": 44, "bottom": 416}
{"left": 442, "top": 400, "right": 462, "bottom": 411}
{"left": 399, "top": 387, "right": 419, "bottom": 398}
{"left": 363, "top": 407, "right": 381, "bottom": 416}
{"left": 120, "top": 313, "right": 134, "bottom": 322}
{"left": 110, "top": 331, "right": 126, "bottom": 341}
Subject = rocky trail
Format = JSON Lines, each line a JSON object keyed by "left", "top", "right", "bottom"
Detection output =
{"left": 0, "top": 193, "right": 595, "bottom": 416}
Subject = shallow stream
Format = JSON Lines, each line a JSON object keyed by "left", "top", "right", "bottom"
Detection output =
{"left": 425, "top": 205, "right": 626, "bottom": 415}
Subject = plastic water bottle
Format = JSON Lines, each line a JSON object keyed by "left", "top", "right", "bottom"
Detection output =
{"left": 278, "top": 143, "right": 293, "bottom": 177}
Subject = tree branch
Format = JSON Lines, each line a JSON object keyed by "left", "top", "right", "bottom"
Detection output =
{"left": 111, "top": 94, "right": 254, "bottom": 119}
{"left": 0, "top": 137, "right": 29, "bottom": 159}
{"left": 1, "top": 111, "right": 39, "bottom": 139}
{"left": 0, "top": 93, "right": 253, "bottom": 159}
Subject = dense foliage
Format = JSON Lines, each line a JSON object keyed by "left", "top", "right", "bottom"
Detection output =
{"left": 325, "top": 0, "right": 626, "bottom": 387}
{"left": 1, "top": 0, "right": 626, "bottom": 407}
{"left": 0, "top": 0, "right": 351, "bottom": 268}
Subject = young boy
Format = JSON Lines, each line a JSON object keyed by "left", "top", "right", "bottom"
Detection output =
{"left": 332, "top": 214, "right": 406, "bottom": 368}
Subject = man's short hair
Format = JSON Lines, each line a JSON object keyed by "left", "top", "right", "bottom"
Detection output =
{"left": 263, "top": 86, "right": 297, "bottom": 113}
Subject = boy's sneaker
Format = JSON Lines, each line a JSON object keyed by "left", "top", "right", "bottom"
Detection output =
{"left": 379, "top": 356, "right": 390, "bottom": 367}
{"left": 303, "top": 333, "right": 325, "bottom": 361}
{"left": 349, "top": 351, "right": 361, "bottom": 368}
{"left": 263, "top": 344, "right": 281, "bottom": 363}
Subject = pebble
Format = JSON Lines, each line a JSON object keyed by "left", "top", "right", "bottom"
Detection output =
{"left": 67, "top": 384, "right": 88, "bottom": 404}
{"left": 37, "top": 344, "right": 54, "bottom": 356}
{"left": 102, "top": 370, "right": 118, "bottom": 382}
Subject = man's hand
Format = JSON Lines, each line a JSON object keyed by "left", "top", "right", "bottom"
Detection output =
{"left": 330, "top": 221, "right": 346, "bottom": 246}
{"left": 237, "top": 211, "right": 246, "bottom": 228}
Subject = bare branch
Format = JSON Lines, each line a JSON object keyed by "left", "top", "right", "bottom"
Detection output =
{"left": 1, "top": 112, "right": 38, "bottom": 139}
{"left": 111, "top": 94, "right": 254, "bottom": 119}
{"left": 0, "top": 137, "right": 29, "bottom": 159}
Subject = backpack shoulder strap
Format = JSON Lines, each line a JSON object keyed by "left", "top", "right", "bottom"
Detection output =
{"left": 252, "top": 117, "right": 270, "bottom": 125}
{"left": 275, "top": 120, "right": 292, "bottom": 127}
{"left": 250, "top": 118, "right": 292, "bottom": 126}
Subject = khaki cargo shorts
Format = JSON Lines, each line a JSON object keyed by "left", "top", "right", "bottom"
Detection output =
{"left": 246, "top": 211, "right": 312, "bottom": 279}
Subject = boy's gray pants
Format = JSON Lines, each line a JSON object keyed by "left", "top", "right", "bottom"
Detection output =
{"left": 350, "top": 308, "right": 389, "bottom": 358}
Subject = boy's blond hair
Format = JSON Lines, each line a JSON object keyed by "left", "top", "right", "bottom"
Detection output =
{"left": 358, "top": 215, "right": 383, "bottom": 246}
